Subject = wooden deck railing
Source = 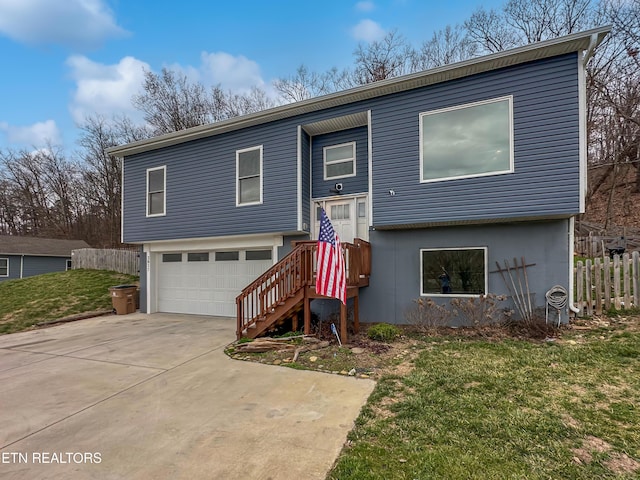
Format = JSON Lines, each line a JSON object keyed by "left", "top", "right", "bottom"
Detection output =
{"left": 236, "top": 238, "right": 371, "bottom": 338}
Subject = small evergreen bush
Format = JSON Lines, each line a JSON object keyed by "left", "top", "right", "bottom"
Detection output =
{"left": 367, "top": 323, "right": 401, "bottom": 342}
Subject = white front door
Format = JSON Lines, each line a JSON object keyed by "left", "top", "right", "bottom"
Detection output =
{"left": 314, "top": 196, "right": 368, "bottom": 243}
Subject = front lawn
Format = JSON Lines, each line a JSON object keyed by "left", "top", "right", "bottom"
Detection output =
{"left": 0, "top": 269, "right": 138, "bottom": 334}
{"left": 329, "top": 320, "right": 640, "bottom": 479}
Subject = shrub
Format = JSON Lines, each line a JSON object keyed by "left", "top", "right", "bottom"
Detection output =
{"left": 404, "top": 297, "right": 454, "bottom": 332}
{"left": 450, "top": 294, "right": 512, "bottom": 328}
{"left": 367, "top": 323, "right": 401, "bottom": 342}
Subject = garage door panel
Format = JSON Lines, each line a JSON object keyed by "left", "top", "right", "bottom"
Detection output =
{"left": 157, "top": 251, "right": 272, "bottom": 316}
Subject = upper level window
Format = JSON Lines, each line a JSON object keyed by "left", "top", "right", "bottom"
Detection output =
{"left": 421, "top": 247, "right": 487, "bottom": 296}
{"left": 0, "top": 258, "right": 8, "bottom": 277}
{"left": 324, "top": 142, "right": 356, "bottom": 180}
{"left": 147, "top": 166, "right": 166, "bottom": 216}
{"left": 237, "top": 146, "right": 263, "bottom": 206}
{"left": 420, "top": 96, "right": 513, "bottom": 183}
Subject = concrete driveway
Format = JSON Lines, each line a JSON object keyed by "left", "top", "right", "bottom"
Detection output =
{"left": 0, "top": 313, "right": 374, "bottom": 479}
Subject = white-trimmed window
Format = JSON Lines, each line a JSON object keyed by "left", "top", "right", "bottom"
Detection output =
{"left": 0, "top": 258, "right": 8, "bottom": 277}
{"left": 146, "top": 166, "right": 166, "bottom": 216}
{"left": 66, "top": 259, "right": 72, "bottom": 271}
{"left": 420, "top": 247, "right": 487, "bottom": 296}
{"left": 420, "top": 96, "right": 513, "bottom": 183}
{"left": 237, "top": 146, "right": 263, "bottom": 206}
{"left": 324, "top": 142, "right": 356, "bottom": 180}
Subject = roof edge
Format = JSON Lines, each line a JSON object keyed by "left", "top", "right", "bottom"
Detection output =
{"left": 107, "top": 25, "right": 611, "bottom": 158}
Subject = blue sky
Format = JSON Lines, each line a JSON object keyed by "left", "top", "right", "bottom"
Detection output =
{"left": 0, "top": 0, "right": 503, "bottom": 151}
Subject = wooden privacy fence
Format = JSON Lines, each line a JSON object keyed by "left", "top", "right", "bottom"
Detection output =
{"left": 574, "top": 251, "right": 640, "bottom": 316}
{"left": 575, "top": 235, "right": 640, "bottom": 258}
{"left": 71, "top": 248, "right": 140, "bottom": 276}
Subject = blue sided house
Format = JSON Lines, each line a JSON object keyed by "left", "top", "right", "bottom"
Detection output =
{"left": 0, "top": 236, "right": 90, "bottom": 282}
{"left": 108, "top": 27, "right": 609, "bottom": 339}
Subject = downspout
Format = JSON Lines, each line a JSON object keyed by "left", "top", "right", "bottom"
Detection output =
{"left": 582, "top": 33, "right": 599, "bottom": 66}
{"left": 20, "top": 255, "right": 24, "bottom": 279}
{"left": 568, "top": 217, "right": 580, "bottom": 314}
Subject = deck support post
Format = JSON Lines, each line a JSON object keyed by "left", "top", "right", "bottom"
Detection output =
{"left": 353, "top": 295, "right": 359, "bottom": 334}
{"left": 303, "top": 292, "right": 311, "bottom": 335}
{"left": 340, "top": 301, "right": 348, "bottom": 343}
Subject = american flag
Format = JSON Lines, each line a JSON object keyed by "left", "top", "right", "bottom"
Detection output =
{"left": 316, "top": 208, "right": 346, "bottom": 304}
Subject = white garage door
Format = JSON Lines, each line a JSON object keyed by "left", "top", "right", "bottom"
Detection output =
{"left": 157, "top": 249, "right": 273, "bottom": 317}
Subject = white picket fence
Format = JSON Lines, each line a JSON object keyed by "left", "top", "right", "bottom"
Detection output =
{"left": 71, "top": 248, "right": 140, "bottom": 276}
{"left": 574, "top": 251, "right": 640, "bottom": 316}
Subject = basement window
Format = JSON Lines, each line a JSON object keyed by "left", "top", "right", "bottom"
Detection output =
{"left": 420, "top": 247, "right": 487, "bottom": 296}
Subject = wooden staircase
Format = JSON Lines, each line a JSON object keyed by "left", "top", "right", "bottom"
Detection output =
{"left": 236, "top": 239, "right": 371, "bottom": 340}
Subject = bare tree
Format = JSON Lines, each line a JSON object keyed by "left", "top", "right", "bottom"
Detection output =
{"left": 218, "top": 86, "right": 277, "bottom": 118}
{"left": 0, "top": 145, "right": 81, "bottom": 238}
{"left": 465, "top": 7, "right": 521, "bottom": 53}
{"left": 132, "top": 68, "right": 215, "bottom": 135}
{"left": 352, "top": 30, "right": 414, "bottom": 83}
{"left": 274, "top": 65, "right": 354, "bottom": 102}
{"left": 413, "top": 24, "right": 479, "bottom": 70}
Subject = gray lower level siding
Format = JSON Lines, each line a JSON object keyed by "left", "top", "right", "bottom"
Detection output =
{"left": 358, "top": 220, "right": 571, "bottom": 325}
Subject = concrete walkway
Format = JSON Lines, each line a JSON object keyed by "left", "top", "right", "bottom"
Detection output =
{"left": 0, "top": 313, "right": 375, "bottom": 479}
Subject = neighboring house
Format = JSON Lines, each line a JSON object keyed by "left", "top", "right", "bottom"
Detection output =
{"left": 108, "top": 27, "right": 609, "bottom": 331}
{"left": 0, "top": 236, "right": 90, "bottom": 282}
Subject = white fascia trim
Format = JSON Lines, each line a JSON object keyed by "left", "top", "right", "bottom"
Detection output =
{"left": 297, "top": 126, "right": 302, "bottom": 231}
{"left": 143, "top": 233, "right": 285, "bottom": 253}
{"left": 578, "top": 55, "right": 587, "bottom": 213}
{"left": 367, "top": 110, "right": 373, "bottom": 228}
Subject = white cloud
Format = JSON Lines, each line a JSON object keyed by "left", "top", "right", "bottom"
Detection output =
{"left": 194, "top": 51, "right": 266, "bottom": 92}
{"left": 66, "top": 51, "right": 273, "bottom": 127}
{"left": 0, "top": 119, "right": 61, "bottom": 147}
{"left": 355, "top": 1, "right": 375, "bottom": 12}
{"left": 67, "top": 55, "right": 149, "bottom": 124}
{"left": 0, "top": 0, "right": 127, "bottom": 49}
{"left": 351, "top": 19, "right": 385, "bottom": 42}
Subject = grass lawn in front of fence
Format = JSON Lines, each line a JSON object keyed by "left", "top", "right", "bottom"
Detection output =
{"left": 0, "top": 269, "right": 138, "bottom": 334}
{"left": 329, "top": 319, "right": 640, "bottom": 479}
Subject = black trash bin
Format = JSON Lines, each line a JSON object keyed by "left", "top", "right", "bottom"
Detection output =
{"left": 109, "top": 285, "right": 138, "bottom": 315}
